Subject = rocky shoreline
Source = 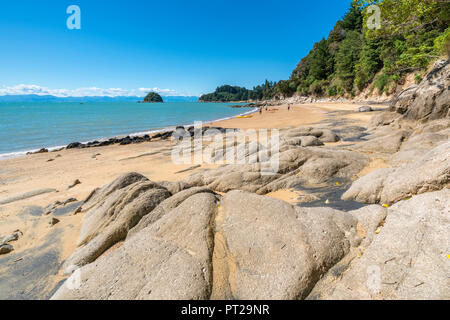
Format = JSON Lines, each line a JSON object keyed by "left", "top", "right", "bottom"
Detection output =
{"left": 51, "top": 59, "right": 448, "bottom": 300}
{"left": 26, "top": 125, "right": 239, "bottom": 155}
{"left": 25, "top": 100, "right": 376, "bottom": 156}
{"left": 2, "top": 59, "right": 448, "bottom": 300}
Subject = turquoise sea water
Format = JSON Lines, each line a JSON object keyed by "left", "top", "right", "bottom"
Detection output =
{"left": 0, "top": 101, "right": 252, "bottom": 158}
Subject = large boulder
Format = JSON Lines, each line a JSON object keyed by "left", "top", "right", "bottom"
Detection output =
{"left": 283, "top": 136, "right": 324, "bottom": 147}
{"left": 390, "top": 129, "right": 449, "bottom": 165}
{"left": 155, "top": 180, "right": 193, "bottom": 194}
{"left": 391, "top": 59, "right": 450, "bottom": 121}
{"left": 349, "top": 205, "right": 388, "bottom": 248}
{"left": 211, "top": 190, "right": 361, "bottom": 299}
{"left": 62, "top": 173, "right": 171, "bottom": 273}
{"left": 353, "top": 130, "right": 411, "bottom": 154}
{"left": 308, "top": 190, "right": 450, "bottom": 300}
{"left": 52, "top": 192, "right": 219, "bottom": 300}
{"left": 127, "top": 186, "right": 217, "bottom": 238}
{"left": 284, "top": 127, "right": 340, "bottom": 143}
{"left": 368, "top": 111, "right": 401, "bottom": 128}
{"left": 343, "top": 142, "right": 450, "bottom": 204}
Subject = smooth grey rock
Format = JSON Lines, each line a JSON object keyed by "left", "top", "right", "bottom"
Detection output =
{"left": 211, "top": 190, "right": 360, "bottom": 300}
{"left": 343, "top": 142, "right": 450, "bottom": 204}
{"left": 353, "top": 130, "right": 411, "bottom": 154}
{"left": 156, "top": 180, "right": 193, "bottom": 194}
{"left": 284, "top": 136, "right": 324, "bottom": 147}
{"left": 127, "top": 187, "right": 217, "bottom": 238}
{"left": 52, "top": 192, "right": 218, "bottom": 300}
{"left": 391, "top": 59, "right": 449, "bottom": 121}
{"left": 284, "top": 127, "right": 340, "bottom": 142}
{"left": 300, "top": 136, "right": 324, "bottom": 146}
{"left": 317, "top": 129, "right": 341, "bottom": 143}
{"left": 391, "top": 130, "right": 449, "bottom": 165}
{"left": 310, "top": 190, "right": 450, "bottom": 300}
{"left": 350, "top": 205, "right": 387, "bottom": 248}
{"left": 358, "top": 106, "right": 373, "bottom": 112}
{"left": 307, "top": 205, "right": 388, "bottom": 299}
{"left": 62, "top": 176, "right": 171, "bottom": 273}
{"left": 368, "top": 112, "right": 401, "bottom": 128}
{"left": 184, "top": 146, "right": 367, "bottom": 194}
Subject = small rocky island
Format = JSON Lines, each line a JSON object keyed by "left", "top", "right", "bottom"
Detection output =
{"left": 143, "top": 92, "right": 163, "bottom": 103}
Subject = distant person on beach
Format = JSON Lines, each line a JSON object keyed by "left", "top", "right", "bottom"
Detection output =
{"left": 259, "top": 107, "right": 262, "bottom": 114}
{"left": 288, "top": 104, "right": 291, "bottom": 111}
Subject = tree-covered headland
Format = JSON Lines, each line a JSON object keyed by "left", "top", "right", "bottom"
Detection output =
{"left": 200, "top": 0, "right": 449, "bottom": 102}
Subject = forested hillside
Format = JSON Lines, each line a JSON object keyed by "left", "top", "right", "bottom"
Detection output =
{"left": 282, "top": 0, "right": 449, "bottom": 98}
{"left": 201, "top": 0, "right": 449, "bottom": 101}
{"left": 199, "top": 81, "right": 277, "bottom": 102}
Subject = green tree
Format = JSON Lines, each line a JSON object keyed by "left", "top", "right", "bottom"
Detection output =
{"left": 308, "top": 39, "right": 334, "bottom": 81}
{"left": 354, "top": 37, "right": 382, "bottom": 90}
{"left": 335, "top": 30, "right": 363, "bottom": 91}
{"left": 143, "top": 92, "right": 163, "bottom": 103}
{"left": 342, "top": 0, "right": 364, "bottom": 31}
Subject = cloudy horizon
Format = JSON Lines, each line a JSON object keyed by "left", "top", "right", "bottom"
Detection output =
{"left": 0, "top": 84, "right": 197, "bottom": 98}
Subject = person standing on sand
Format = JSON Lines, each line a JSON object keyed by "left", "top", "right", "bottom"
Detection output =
{"left": 288, "top": 104, "right": 291, "bottom": 111}
{"left": 259, "top": 107, "right": 262, "bottom": 115}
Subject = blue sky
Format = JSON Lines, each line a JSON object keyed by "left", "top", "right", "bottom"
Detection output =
{"left": 0, "top": 0, "right": 353, "bottom": 97}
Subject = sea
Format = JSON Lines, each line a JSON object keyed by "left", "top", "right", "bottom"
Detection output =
{"left": 0, "top": 101, "right": 255, "bottom": 159}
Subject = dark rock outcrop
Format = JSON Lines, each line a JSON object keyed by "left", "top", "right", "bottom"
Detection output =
{"left": 0, "top": 244, "right": 13, "bottom": 255}
{"left": 143, "top": 92, "right": 163, "bottom": 103}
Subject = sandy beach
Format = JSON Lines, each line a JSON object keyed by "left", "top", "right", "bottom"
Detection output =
{"left": 0, "top": 102, "right": 388, "bottom": 298}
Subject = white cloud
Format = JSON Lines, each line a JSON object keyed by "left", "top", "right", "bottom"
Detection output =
{"left": 0, "top": 84, "right": 182, "bottom": 97}
{"left": 138, "top": 87, "right": 178, "bottom": 95}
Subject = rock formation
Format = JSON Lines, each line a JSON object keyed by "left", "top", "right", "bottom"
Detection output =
{"left": 62, "top": 173, "right": 172, "bottom": 273}
{"left": 51, "top": 62, "right": 450, "bottom": 299}
{"left": 391, "top": 59, "right": 449, "bottom": 121}
{"left": 309, "top": 190, "right": 450, "bottom": 300}
{"left": 343, "top": 141, "right": 449, "bottom": 204}
{"left": 53, "top": 192, "right": 218, "bottom": 299}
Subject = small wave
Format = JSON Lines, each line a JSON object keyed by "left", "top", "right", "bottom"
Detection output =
{"left": 0, "top": 145, "right": 67, "bottom": 160}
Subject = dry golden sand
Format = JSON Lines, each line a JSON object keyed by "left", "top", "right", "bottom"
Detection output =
{"left": 265, "top": 189, "right": 305, "bottom": 204}
{"left": 0, "top": 102, "right": 389, "bottom": 291}
{"left": 213, "top": 103, "right": 327, "bottom": 129}
{"left": 357, "top": 158, "right": 391, "bottom": 177}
